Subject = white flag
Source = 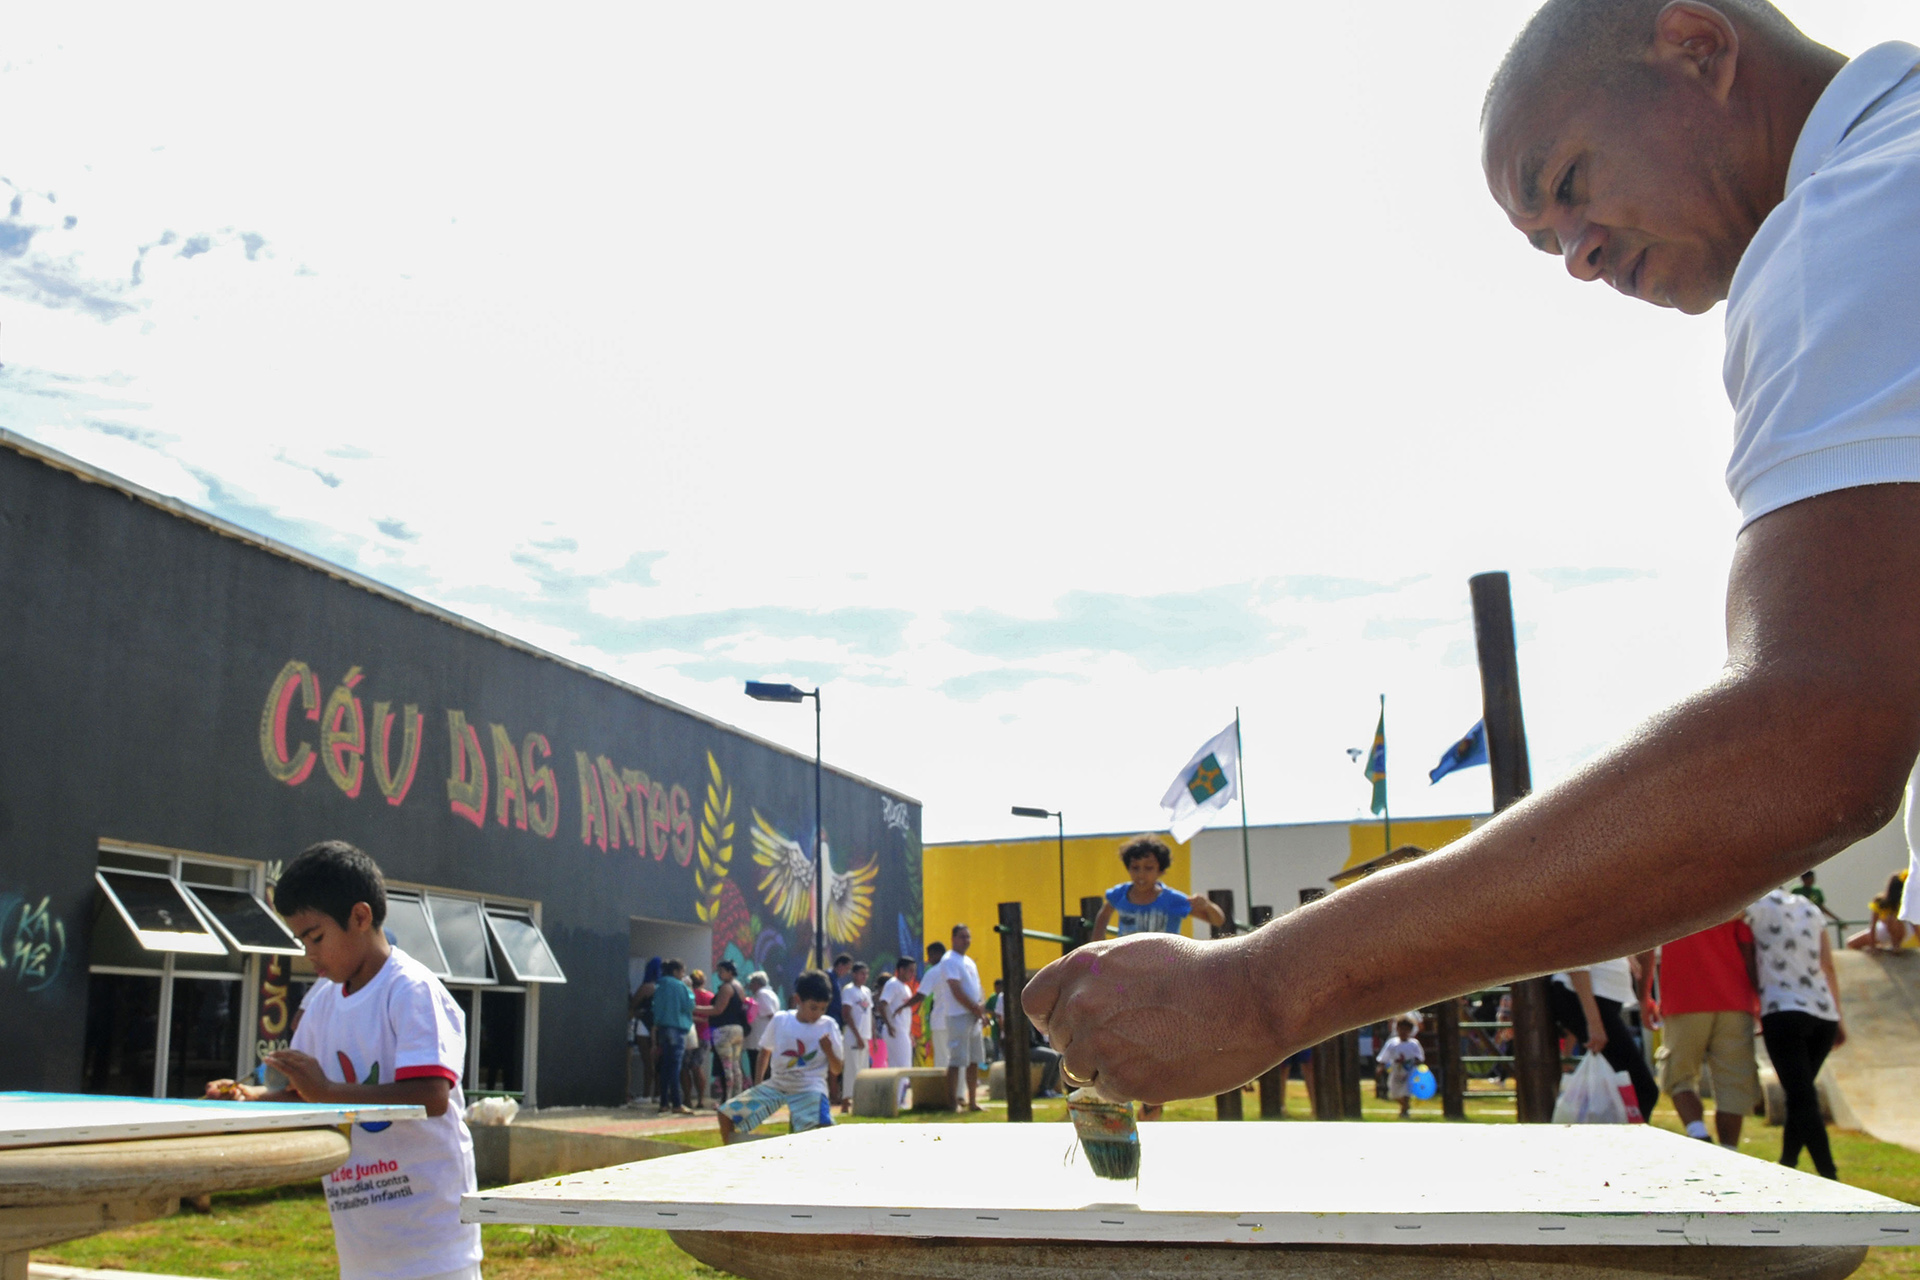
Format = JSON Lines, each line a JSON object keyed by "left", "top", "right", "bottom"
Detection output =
{"left": 1160, "top": 721, "right": 1239, "bottom": 843}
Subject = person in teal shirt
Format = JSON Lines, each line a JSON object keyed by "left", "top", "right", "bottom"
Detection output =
{"left": 652, "top": 959, "right": 696, "bottom": 1114}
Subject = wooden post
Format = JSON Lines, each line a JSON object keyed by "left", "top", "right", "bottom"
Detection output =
{"left": 996, "top": 902, "right": 1033, "bottom": 1123}
{"left": 1340, "top": 1028, "right": 1363, "bottom": 1119}
{"left": 1249, "top": 905, "right": 1274, "bottom": 927}
{"left": 1257, "top": 1063, "right": 1286, "bottom": 1118}
{"left": 1437, "top": 997, "right": 1465, "bottom": 1120}
{"left": 1310, "top": 1038, "right": 1344, "bottom": 1120}
{"left": 1214, "top": 1083, "right": 1244, "bottom": 1121}
{"left": 1080, "top": 896, "right": 1105, "bottom": 944}
{"left": 1470, "top": 570, "right": 1557, "bottom": 1125}
{"left": 1208, "top": 889, "right": 1236, "bottom": 937}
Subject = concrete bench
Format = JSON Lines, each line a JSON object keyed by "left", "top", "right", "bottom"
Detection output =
{"left": 850, "top": 1067, "right": 953, "bottom": 1117}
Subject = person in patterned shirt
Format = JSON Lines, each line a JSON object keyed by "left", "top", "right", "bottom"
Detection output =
{"left": 1746, "top": 888, "right": 1845, "bottom": 1179}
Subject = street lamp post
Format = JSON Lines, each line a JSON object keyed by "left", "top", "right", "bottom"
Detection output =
{"left": 1011, "top": 806, "right": 1065, "bottom": 933}
{"left": 746, "top": 681, "right": 824, "bottom": 971}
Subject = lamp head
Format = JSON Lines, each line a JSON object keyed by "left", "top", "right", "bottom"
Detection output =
{"left": 745, "top": 681, "right": 807, "bottom": 704}
{"left": 1011, "top": 806, "right": 1053, "bottom": 819}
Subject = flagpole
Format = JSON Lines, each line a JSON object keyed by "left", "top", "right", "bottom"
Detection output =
{"left": 1381, "top": 693, "right": 1392, "bottom": 854}
{"left": 1235, "top": 707, "right": 1252, "bottom": 929}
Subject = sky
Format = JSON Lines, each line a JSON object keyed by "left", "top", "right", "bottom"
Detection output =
{"left": 1, "top": 3, "right": 1910, "bottom": 844}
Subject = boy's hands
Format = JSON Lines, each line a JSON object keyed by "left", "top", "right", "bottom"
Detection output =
{"left": 264, "top": 1050, "right": 332, "bottom": 1102}
{"left": 204, "top": 1079, "right": 266, "bottom": 1101}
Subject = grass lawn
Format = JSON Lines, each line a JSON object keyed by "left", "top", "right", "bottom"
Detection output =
{"left": 37, "top": 1088, "right": 1920, "bottom": 1279}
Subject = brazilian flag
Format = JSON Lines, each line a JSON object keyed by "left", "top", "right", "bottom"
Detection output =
{"left": 1362, "top": 707, "right": 1387, "bottom": 815}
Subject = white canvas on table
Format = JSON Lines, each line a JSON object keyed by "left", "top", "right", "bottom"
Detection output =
{"left": 1, "top": 1092, "right": 425, "bottom": 1148}
{"left": 463, "top": 1122, "right": 1920, "bottom": 1249}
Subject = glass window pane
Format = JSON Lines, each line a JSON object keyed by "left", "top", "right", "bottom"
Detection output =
{"left": 88, "top": 892, "right": 162, "bottom": 973}
{"left": 84, "top": 972, "right": 161, "bottom": 1096}
{"left": 179, "top": 861, "right": 251, "bottom": 889}
{"left": 428, "top": 896, "right": 493, "bottom": 983}
{"left": 96, "top": 871, "right": 227, "bottom": 956}
{"left": 98, "top": 849, "right": 171, "bottom": 874}
{"left": 478, "top": 990, "right": 525, "bottom": 1094}
{"left": 384, "top": 894, "right": 449, "bottom": 975}
{"left": 484, "top": 910, "right": 567, "bottom": 983}
{"left": 182, "top": 885, "right": 303, "bottom": 955}
{"left": 166, "top": 977, "right": 243, "bottom": 1098}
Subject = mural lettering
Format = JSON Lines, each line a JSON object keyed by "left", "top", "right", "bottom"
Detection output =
{"left": 521, "top": 733, "right": 559, "bottom": 838}
{"left": 371, "top": 702, "right": 423, "bottom": 805}
{"left": 0, "top": 894, "right": 68, "bottom": 993}
{"left": 259, "top": 660, "right": 321, "bottom": 785}
{"left": 445, "top": 709, "right": 489, "bottom": 828}
{"left": 321, "top": 667, "right": 368, "bottom": 799}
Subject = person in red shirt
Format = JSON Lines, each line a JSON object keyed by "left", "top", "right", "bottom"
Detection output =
{"left": 1651, "top": 919, "right": 1759, "bottom": 1147}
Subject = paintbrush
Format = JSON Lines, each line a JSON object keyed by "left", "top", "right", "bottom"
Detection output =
{"left": 1067, "top": 1087, "right": 1140, "bottom": 1180}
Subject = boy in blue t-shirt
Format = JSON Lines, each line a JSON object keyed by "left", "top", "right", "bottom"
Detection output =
{"left": 1090, "top": 837, "right": 1227, "bottom": 1120}
{"left": 1093, "top": 836, "right": 1227, "bottom": 937}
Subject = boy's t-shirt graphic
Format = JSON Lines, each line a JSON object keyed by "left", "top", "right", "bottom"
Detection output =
{"left": 292, "top": 945, "right": 481, "bottom": 1279}
{"left": 764, "top": 1010, "right": 842, "bottom": 1094}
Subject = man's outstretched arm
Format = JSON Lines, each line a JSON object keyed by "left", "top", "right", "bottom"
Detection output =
{"left": 1024, "top": 484, "right": 1920, "bottom": 1103}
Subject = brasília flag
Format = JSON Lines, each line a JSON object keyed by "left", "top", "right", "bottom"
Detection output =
{"left": 1428, "top": 720, "right": 1488, "bottom": 785}
{"left": 1161, "top": 721, "right": 1239, "bottom": 843}
{"left": 1362, "top": 708, "right": 1387, "bottom": 815}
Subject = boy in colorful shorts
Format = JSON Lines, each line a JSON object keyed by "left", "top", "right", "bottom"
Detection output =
{"left": 717, "top": 969, "right": 843, "bottom": 1142}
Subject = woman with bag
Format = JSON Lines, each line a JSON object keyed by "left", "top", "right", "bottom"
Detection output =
{"left": 1547, "top": 957, "right": 1658, "bottom": 1121}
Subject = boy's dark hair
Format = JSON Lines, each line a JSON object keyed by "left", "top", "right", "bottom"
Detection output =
{"left": 794, "top": 969, "right": 833, "bottom": 1003}
{"left": 926, "top": 941, "right": 946, "bottom": 963}
{"left": 1119, "top": 836, "right": 1172, "bottom": 873}
{"left": 274, "top": 841, "right": 386, "bottom": 929}
{"left": 663, "top": 958, "right": 685, "bottom": 976}
{"left": 850, "top": 961, "right": 869, "bottom": 975}
{"left": 895, "top": 956, "right": 916, "bottom": 971}
{"left": 833, "top": 952, "right": 854, "bottom": 968}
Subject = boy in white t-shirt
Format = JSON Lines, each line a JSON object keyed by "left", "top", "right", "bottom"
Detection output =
{"left": 839, "top": 962, "right": 874, "bottom": 1112}
{"left": 716, "top": 969, "right": 842, "bottom": 1143}
{"left": 1375, "top": 1017, "right": 1426, "bottom": 1119}
{"left": 208, "top": 842, "right": 481, "bottom": 1280}
{"left": 875, "top": 957, "right": 922, "bottom": 1071}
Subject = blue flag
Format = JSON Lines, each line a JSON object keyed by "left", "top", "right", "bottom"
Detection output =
{"left": 1428, "top": 720, "right": 1487, "bottom": 785}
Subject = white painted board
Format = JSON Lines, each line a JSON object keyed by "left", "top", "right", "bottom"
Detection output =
{"left": 0, "top": 1092, "right": 426, "bottom": 1148}
{"left": 463, "top": 1122, "right": 1920, "bottom": 1248}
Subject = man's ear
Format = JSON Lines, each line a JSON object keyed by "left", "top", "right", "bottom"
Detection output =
{"left": 350, "top": 901, "right": 375, "bottom": 933}
{"left": 1652, "top": 1, "right": 1740, "bottom": 103}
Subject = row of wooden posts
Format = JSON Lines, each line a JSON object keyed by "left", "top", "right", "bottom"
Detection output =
{"left": 993, "top": 571, "right": 1561, "bottom": 1125}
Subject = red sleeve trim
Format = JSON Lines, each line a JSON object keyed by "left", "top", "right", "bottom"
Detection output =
{"left": 394, "top": 1064, "right": 460, "bottom": 1084}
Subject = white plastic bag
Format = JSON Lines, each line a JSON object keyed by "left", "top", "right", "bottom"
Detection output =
{"left": 1552, "top": 1052, "right": 1629, "bottom": 1124}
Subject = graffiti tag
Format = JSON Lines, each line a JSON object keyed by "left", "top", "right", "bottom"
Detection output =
{"left": 0, "top": 895, "right": 68, "bottom": 993}
{"left": 880, "top": 796, "right": 911, "bottom": 834}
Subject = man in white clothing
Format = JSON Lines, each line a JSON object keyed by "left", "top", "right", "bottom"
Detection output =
{"left": 935, "top": 924, "right": 987, "bottom": 1112}
{"left": 839, "top": 962, "right": 874, "bottom": 1112}
{"left": 1026, "top": 2, "right": 1920, "bottom": 1106}
{"left": 876, "top": 957, "right": 922, "bottom": 1070}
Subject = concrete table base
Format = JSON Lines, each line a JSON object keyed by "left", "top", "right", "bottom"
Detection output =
{"left": 0, "top": 1128, "right": 350, "bottom": 1277}
{"left": 672, "top": 1232, "right": 1872, "bottom": 1280}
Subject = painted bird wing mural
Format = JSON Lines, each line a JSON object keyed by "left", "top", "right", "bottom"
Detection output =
{"left": 751, "top": 810, "right": 815, "bottom": 928}
{"left": 822, "top": 838, "right": 880, "bottom": 945}
{"left": 749, "top": 809, "right": 881, "bottom": 945}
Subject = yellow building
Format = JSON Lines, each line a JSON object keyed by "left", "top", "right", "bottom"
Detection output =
{"left": 925, "top": 816, "right": 1488, "bottom": 989}
{"left": 922, "top": 831, "right": 1194, "bottom": 989}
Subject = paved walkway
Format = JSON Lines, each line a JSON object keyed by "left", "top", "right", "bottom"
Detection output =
{"left": 1827, "top": 949, "right": 1920, "bottom": 1153}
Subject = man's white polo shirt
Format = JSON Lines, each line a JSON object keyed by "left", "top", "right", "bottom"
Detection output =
{"left": 1720, "top": 42, "right": 1920, "bottom": 924}
{"left": 1723, "top": 41, "right": 1920, "bottom": 526}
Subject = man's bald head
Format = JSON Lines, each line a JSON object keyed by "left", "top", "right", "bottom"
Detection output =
{"left": 1480, "top": 0, "right": 1841, "bottom": 313}
{"left": 1483, "top": 0, "right": 1804, "bottom": 128}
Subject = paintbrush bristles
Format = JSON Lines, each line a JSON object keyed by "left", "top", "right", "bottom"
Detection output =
{"left": 1067, "top": 1088, "right": 1140, "bottom": 1181}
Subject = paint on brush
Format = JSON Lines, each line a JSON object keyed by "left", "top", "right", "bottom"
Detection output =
{"left": 1067, "top": 1088, "right": 1140, "bottom": 1180}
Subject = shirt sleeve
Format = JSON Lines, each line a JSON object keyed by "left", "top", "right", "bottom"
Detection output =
{"left": 1734, "top": 919, "right": 1755, "bottom": 947}
{"left": 1724, "top": 151, "right": 1920, "bottom": 526}
{"left": 1164, "top": 890, "right": 1194, "bottom": 921}
{"left": 389, "top": 972, "right": 466, "bottom": 1083}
